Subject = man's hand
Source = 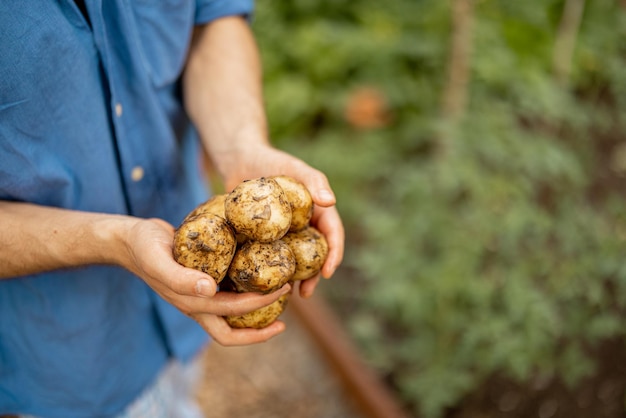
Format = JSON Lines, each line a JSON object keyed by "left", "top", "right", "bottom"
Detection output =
{"left": 217, "top": 144, "right": 345, "bottom": 299}
{"left": 120, "top": 217, "right": 293, "bottom": 346}
{"left": 183, "top": 16, "right": 345, "bottom": 299}
{"left": 0, "top": 201, "right": 292, "bottom": 346}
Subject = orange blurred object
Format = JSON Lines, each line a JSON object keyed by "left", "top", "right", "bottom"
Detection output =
{"left": 344, "top": 86, "right": 391, "bottom": 130}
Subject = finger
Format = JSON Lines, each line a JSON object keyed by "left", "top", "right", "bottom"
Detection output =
{"left": 284, "top": 156, "right": 336, "bottom": 207}
{"left": 135, "top": 219, "right": 218, "bottom": 298}
{"left": 312, "top": 207, "right": 345, "bottom": 278}
{"left": 189, "top": 283, "right": 292, "bottom": 317}
{"left": 197, "top": 314, "right": 287, "bottom": 346}
{"left": 303, "top": 168, "right": 337, "bottom": 207}
{"left": 148, "top": 252, "right": 218, "bottom": 298}
{"left": 298, "top": 275, "right": 321, "bottom": 299}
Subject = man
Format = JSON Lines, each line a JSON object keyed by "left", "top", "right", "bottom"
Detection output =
{"left": 0, "top": 1, "right": 344, "bottom": 417}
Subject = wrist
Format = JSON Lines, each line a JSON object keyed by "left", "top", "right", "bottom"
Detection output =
{"left": 82, "top": 215, "right": 140, "bottom": 268}
{"left": 210, "top": 140, "right": 272, "bottom": 184}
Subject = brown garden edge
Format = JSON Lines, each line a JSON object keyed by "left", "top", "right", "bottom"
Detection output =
{"left": 290, "top": 293, "right": 412, "bottom": 418}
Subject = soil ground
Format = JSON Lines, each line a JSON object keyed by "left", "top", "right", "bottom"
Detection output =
{"left": 195, "top": 307, "right": 366, "bottom": 418}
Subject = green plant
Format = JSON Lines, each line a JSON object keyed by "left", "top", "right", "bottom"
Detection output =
{"left": 253, "top": 1, "right": 626, "bottom": 416}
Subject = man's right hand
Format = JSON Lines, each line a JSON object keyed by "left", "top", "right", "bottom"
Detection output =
{"left": 0, "top": 201, "right": 290, "bottom": 346}
{"left": 117, "top": 217, "right": 292, "bottom": 346}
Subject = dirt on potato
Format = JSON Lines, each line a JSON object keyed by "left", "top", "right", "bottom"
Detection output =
{"left": 282, "top": 226, "right": 328, "bottom": 281}
{"left": 225, "top": 177, "right": 292, "bottom": 243}
{"left": 227, "top": 240, "right": 296, "bottom": 294}
{"left": 173, "top": 213, "right": 237, "bottom": 284}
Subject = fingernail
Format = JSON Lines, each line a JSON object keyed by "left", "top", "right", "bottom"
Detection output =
{"left": 195, "top": 279, "right": 213, "bottom": 297}
{"left": 281, "top": 283, "right": 292, "bottom": 294}
{"left": 318, "top": 189, "right": 335, "bottom": 203}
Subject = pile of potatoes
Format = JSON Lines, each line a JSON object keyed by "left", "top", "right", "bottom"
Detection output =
{"left": 173, "top": 176, "right": 328, "bottom": 328}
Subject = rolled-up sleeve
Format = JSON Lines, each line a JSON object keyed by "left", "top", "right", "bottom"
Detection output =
{"left": 195, "top": 0, "right": 254, "bottom": 24}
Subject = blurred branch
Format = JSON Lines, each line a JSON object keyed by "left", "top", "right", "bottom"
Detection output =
{"left": 553, "top": 0, "right": 586, "bottom": 86}
{"left": 441, "top": 0, "right": 475, "bottom": 124}
{"left": 438, "top": 0, "right": 475, "bottom": 156}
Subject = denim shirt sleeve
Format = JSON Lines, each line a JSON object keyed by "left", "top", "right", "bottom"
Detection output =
{"left": 195, "top": 0, "right": 255, "bottom": 24}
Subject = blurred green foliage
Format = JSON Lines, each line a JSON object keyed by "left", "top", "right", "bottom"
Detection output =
{"left": 252, "top": 1, "right": 626, "bottom": 416}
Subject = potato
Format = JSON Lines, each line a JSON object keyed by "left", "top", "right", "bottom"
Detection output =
{"left": 182, "top": 194, "right": 227, "bottom": 224}
{"left": 182, "top": 194, "right": 251, "bottom": 244}
{"left": 174, "top": 175, "right": 332, "bottom": 331}
{"left": 224, "top": 293, "right": 290, "bottom": 329}
{"left": 272, "top": 175, "right": 314, "bottom": 232}
{"left": 173, "top": 213, "right": 237, "bottom": 284}
{"left": 225, "top": 177, "right": 292, "bottom": 243}
{"left": 281, "top": 226, "right": 329, "bottom": 281}
{"left": 227, "top": 240, "right": 296, "bottom": 294}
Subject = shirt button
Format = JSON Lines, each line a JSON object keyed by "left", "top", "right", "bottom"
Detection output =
{"left": 131, "top": 166, "right": 144, "bottom": 182}
{"left": 115, "top": 103, "right": 123, "bottom": 117}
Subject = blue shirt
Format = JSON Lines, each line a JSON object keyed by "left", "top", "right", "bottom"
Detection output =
{"left": 0, "top": 1, "right": 253, "bottom": 416}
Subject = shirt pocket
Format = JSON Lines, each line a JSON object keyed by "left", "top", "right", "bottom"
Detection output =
{"left": 131, "top": 1, "right": 195, "bottom": 88}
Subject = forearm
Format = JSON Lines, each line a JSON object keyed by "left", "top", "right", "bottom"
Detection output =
{"left": 183, "top": 16, "right": 269, "bottom": 180}
{"left": 181, "top": 17, "right": 345, "bottom": 291}
{"left": 0, "top": 201, "right": 137, "bottom": 279}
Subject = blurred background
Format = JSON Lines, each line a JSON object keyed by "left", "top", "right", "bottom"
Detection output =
{"left": 249, "top": 1, "right": 626, "bottom": 417}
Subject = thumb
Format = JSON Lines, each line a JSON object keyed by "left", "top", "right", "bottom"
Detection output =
{"left": 157, "top": 257, "right": 218, "bottom": 298}
{"left": 300, "top": 168, "right": 336, "bottom": 208}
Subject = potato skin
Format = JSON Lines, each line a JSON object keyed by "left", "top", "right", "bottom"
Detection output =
{"left": 183, "top": 194, "right": 250, "bottom": 244}
{"left": 225, "top": 177, "right": 292, "bottom": 243}
{"left": 173, "top": 213, "right": 237, "bottom": 284}
{"left": 281, "top": 226, "right": 329, "bottom": 280}
{"left": 272, "top": 175, "right": 314, "bottom": 232}
{"left": 182, "top": 194, "right": 227, "bottom": 224}
{"left": 227, "top": 240, "right": 296, "bottom": 294}
{"left": 225, "top": 293, "right": 290, "bottom": 329}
